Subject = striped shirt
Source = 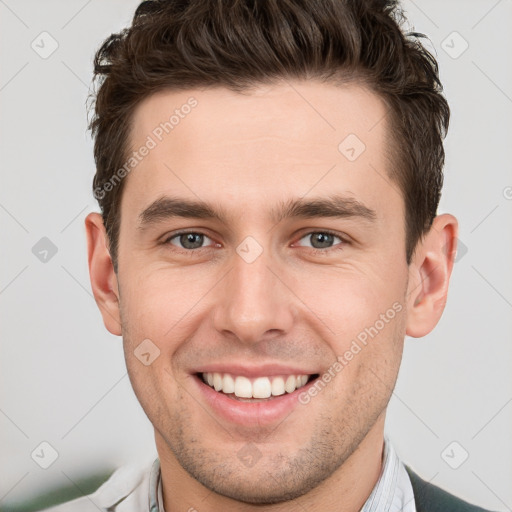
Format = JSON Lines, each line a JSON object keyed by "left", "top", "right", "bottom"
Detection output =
{"left": 360, "top": 437, "right": 416, "bottom": 512}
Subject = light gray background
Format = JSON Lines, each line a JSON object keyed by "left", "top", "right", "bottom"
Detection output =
{"left": 1, "top": 0, "right": 511, "bottom": 510}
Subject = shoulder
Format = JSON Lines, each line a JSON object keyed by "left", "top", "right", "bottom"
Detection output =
{"left": 37, "top": 459, "right": 156, "bottom": 512}
{"left": 405, "top": 465, "right": 497, "bottom": 512}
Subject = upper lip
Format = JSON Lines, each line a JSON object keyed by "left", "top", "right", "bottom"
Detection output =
{"left": 192, "top": 363, "right": 319, "bottom": 378}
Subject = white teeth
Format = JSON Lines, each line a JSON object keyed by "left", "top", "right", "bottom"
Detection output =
{"left": 252, "top": 377, "right": 272, "bottom": 399}
{"left": 234, "top": 376, "right": 252, "bottom": 398}
{"left": 202, "top": 372, "right": 313, "bottom": 398}
{"left": 213, "top": 373, "right": 223, "bottom": 391}
{"left": 284, "top": 375, "right": 296, "bottom": 393}
{"left": 271, "top": 377, "right": 285, "bottom": 396}
{"left": 223, "top": 374, "right": 235, "bottom": 394}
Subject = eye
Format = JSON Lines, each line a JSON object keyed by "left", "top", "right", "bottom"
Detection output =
{"left": 165, "top": 231, "right": 216, "bottom": 250}
{"left": 295, "top": 231, "right": 345, "bottom": 251}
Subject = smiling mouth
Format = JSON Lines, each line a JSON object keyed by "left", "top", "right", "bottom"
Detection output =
{"left": 198, "top": 372, "right": 320, "bottom": 402}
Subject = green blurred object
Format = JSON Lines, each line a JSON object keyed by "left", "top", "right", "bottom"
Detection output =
{"left": 1, "top": 470, "right": 114, "bottom": 512}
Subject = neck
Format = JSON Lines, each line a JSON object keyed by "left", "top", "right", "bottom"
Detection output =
{"left": 156, "top": 414, "right": 386, "bottom": 512}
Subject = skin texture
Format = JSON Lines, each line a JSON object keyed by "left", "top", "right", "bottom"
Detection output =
{"left": 86, "top": 80, "right": 458, "bottom": 511}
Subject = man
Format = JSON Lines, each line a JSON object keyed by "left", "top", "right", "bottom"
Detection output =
{"left": 43, "top": 0, "right": 495, "bottom": 510}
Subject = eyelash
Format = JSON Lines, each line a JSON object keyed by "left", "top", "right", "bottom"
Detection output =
{"left": 162, "top": 229, "right": 348, "bottom": 254}
{"left": 297, "top": 229, "right": 347, "bottom": 255}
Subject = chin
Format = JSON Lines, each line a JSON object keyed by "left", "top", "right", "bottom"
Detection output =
{"left": 191, "top": 468, "right": 324, "bottom": 505}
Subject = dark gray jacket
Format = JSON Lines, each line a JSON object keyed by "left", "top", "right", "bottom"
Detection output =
{"left": 406, "top": 466, "right": 497, "bottom": 512}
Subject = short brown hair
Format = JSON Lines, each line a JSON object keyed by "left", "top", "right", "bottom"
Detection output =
{"left": 89, "top": 0, "right": 449, "bottom": 272}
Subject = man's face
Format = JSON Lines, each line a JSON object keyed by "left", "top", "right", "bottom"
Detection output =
{"left": 116, "top": 81, "right": 410, "bottom": 503}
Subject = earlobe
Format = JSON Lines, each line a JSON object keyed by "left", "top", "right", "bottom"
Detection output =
{"left": 405, "top": 214, "right": 458, "bottom": 338}
{"left": 85, "top": 212, "right": 122, "bottom": 336}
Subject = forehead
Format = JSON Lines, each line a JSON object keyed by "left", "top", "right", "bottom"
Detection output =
{"left": 123, "top": 80, "right": 401, "bottom": 224}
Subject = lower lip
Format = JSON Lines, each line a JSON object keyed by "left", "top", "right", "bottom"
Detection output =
{"left": 192, "top": 374, "right": 318, "bottom": 427}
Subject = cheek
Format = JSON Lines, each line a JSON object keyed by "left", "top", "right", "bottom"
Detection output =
{"left": 293, "top": 265, "right": 407, "bottom": 392}
{"left": 120, "top": 308, "right": 183, "bottom": 420}
{"left": 293, "top": 265, "right": 405, "bottom": 341}
{"left": 119, "top": 265, "right": 213, "bottom": 344}
{"left": 123, "top": 355, "right": 177, "bottom": 431}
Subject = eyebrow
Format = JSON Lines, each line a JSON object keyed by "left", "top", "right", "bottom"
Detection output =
{"left": 137, "top": 194, "right": 377, "bottom": 230}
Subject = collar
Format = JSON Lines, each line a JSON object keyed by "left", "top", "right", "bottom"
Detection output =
{"left": 361, "top": 437, "right": 416, "bottom": 512}
{"left": 148, "top": 458, "right": 161, "bottom": 512}
{"left": 149, "top": 437, "right": 416, "bottom": 512}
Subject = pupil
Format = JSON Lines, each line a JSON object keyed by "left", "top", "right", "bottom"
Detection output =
{"left": 312, "top": 233, "right": 332, "bottom": 249}
{"left": 181, "top": 233, "right": 203, "bottom": 249}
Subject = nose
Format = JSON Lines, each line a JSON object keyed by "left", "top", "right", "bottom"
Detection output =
{"left": 212, "top": 246, "right": 297, "bottom": 345}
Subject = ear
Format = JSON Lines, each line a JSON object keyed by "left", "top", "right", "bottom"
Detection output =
{"left": 405, "top": 213, "right": 458, "bottom": 338}
{"left": 85, "top": 212, "right": 122, "bottom": 336}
